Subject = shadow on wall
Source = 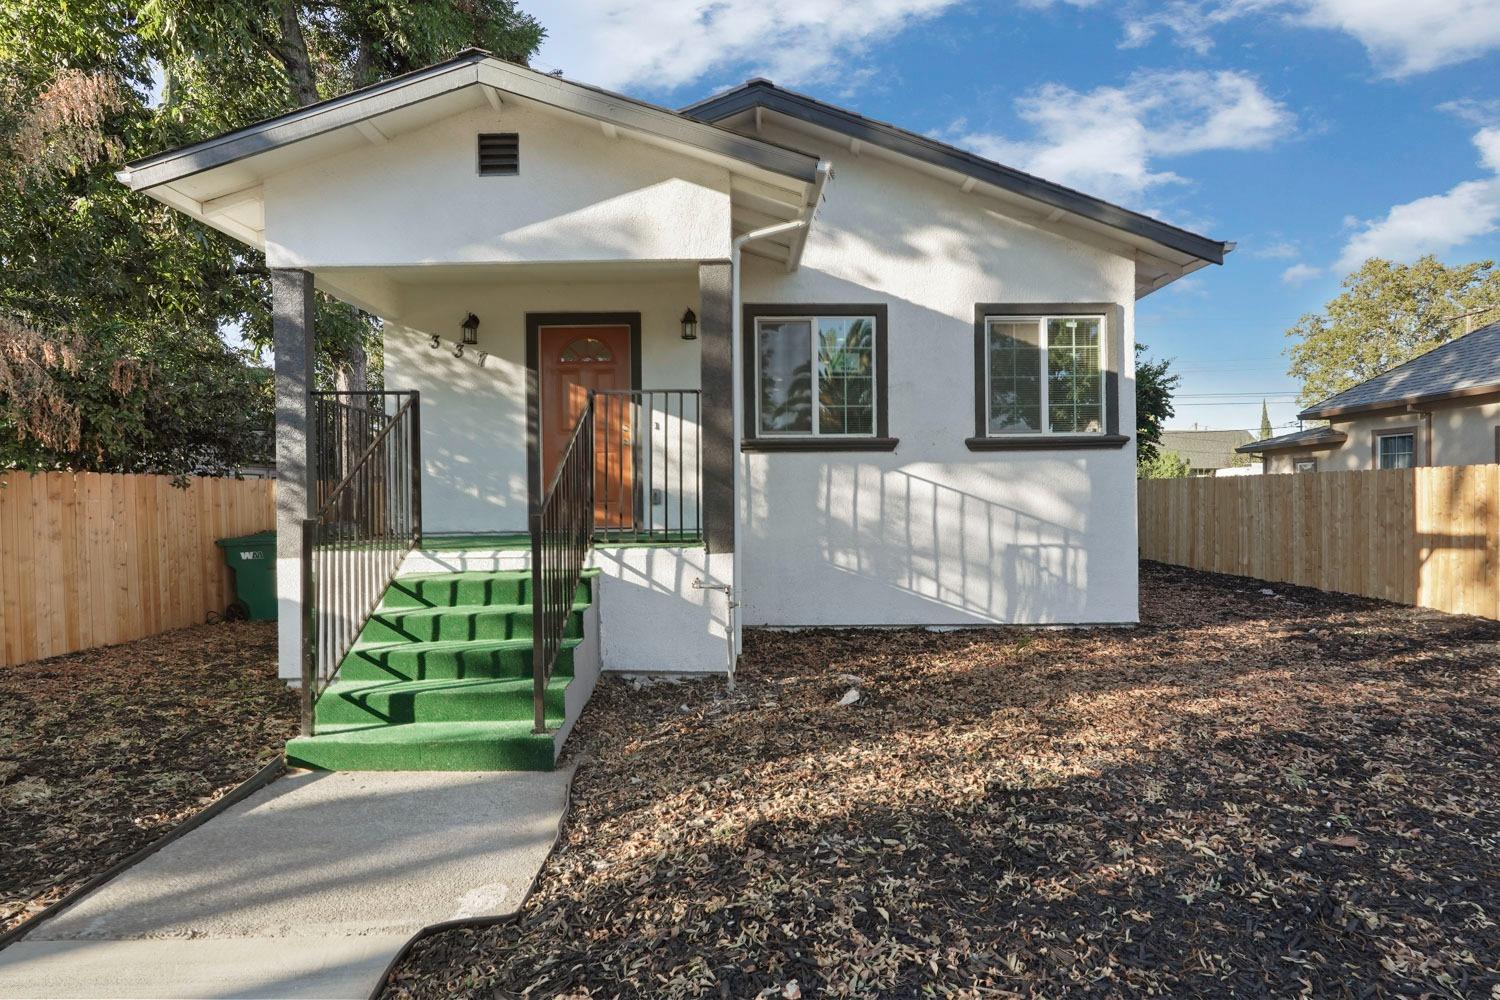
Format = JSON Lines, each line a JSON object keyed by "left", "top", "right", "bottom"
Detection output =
{"left": 738, "top": 267, "right": 1134, "bottom": 626}
{"left": 387, "top": 324, "right": 529, "bottom": 533}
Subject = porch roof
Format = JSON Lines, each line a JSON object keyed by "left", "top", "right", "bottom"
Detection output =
{"left": 116, "top": 50, "right": 823, "bottom": 266}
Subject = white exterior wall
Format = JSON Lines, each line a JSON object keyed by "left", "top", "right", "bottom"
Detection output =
{"left": 385, "top": 273, "right": 705, "bottom": 533}
{"left": 262, "top": 103, "right": 731, "bottom": 268}
{"left": 740, "top": 125, "right": 1139, "bottom": 626}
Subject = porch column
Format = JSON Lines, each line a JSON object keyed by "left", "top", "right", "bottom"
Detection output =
{"left": 273, "top": 268, "right": 317, "bottom": 682}
{"left": 699, "top": 261, "right": 734, "bottom": 554}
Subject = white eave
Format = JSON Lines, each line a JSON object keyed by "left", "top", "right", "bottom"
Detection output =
{"left": 116, "top": 51, "right": 824, "bottom": 269}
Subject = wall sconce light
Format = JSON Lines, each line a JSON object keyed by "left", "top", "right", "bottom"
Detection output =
{"left": 680, "top": 308, "right": 698, "bottom": 341}
{"left": 461, "top": 313, "right": 480, "bottom": 346}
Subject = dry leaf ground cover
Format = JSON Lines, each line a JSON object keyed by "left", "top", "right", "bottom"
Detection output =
{"left": 389, "top": 562, "right": 1500, "bottom": 999}
{"left": 0, "top": 620, "right": 297, "bottom": 932}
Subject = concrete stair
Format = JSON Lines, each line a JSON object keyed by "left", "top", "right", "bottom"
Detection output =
{"left": 286, "top": 570, "right": 598, "bottom": 771}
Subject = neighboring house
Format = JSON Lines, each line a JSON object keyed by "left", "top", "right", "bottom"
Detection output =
{"left": 1158, "top": 429, "right": 1256, "bottom": 475}
{"left": 117, "top": 50, "right": 1231, "bottom": 769}
{"left": 1239, "top": 319, "right": 1500, "bottom": 474}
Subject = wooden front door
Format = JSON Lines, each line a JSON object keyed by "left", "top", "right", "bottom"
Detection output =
{"left": 538, "top": 324, "right": 634, "bottom": 529}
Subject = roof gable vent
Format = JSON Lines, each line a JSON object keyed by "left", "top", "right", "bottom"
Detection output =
{"left": 477, "top": 132, "right": 519, "bottom": 175}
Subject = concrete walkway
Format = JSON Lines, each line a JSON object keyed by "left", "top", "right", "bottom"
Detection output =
{"left": 0, "top": 767, "right": 573, "bottom": 999}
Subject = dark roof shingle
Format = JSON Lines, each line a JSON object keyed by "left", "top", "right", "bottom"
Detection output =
{"left": 1236, "top": 426, "right": 1348, "bottom": 453}
{"left": 1300, "top": 319, "right": 1500, "bottom": 419}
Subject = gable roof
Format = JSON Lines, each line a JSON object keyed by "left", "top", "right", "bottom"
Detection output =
{"left": 1159, "top": 429, "right": 1255, "bottom": 469}
{"left": 120, "top": 50, "right": 820, "bottom": 192}
{"left": 1299, "top": 319, "right": 1500, "bottom": 420}
{"left": 682, "top": 79, "right": 1233, "bottom": 280}
{"left": 1236, "top": 426, "right": 1348, "bottom": 454}
{"left": 115, "top": 50, "right": 824, "bottom": 258}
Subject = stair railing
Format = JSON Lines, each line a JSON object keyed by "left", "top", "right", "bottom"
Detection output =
{"left": 300, "top": 391, "right": 422, "bottom": 736}
{"left": 531, "top": 397, "right": 595, "bottom": 734}
{"left": 592, "top": 389, "right": 702, "bottom": 544}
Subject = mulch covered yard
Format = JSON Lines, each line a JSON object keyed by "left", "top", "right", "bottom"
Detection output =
{"left": 0, "top": 620, "right": 296, "bottom": 932}
{"left": 388, "top": 562, "right": 1500, "bottom": 999}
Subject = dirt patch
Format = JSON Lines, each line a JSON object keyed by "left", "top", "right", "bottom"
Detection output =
{"left": 0, "top": 621, "right": 296, "bottom": 932}
{"left": 387, "top": 563, "right": 1500, "bottom": 999}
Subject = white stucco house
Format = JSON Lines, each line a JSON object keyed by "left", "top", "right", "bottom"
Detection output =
{"left": 118, "top": 51, "right": 1233, "bottom": 769}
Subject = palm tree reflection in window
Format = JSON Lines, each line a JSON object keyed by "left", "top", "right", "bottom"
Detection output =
{"left": 758, "top": 320, "right": 813, "bottom": 433}
{"left": 817, "top": 317, "right": 874, "bottom": 435}
{"left": 559, "top": 337, "right": 614, "bottom": 363}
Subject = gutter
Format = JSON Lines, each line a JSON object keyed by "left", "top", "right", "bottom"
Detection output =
{"left": 728, "top": 159, "right": 833, "bottom": 665}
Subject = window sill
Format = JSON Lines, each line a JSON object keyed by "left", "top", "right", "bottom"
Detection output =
{"left": 965, "top": 434, "right": 1130, "bottom": 451}
{"left": 742, "top": 437, "right": 900, "bottom": 453}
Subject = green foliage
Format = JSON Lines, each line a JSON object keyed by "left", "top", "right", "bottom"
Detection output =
{"left": 1139, "top": 450, "right": 1191, "bottom": 479}
{"left": 0, "top": 1, "right": 544, "bottom": 470}
{"left": 1259, "top": 400, "right": 1272, "bottom": 440}
{"left": 1285, "top": 256, "right": 1500, "bottom": 406}
{"left": 0, "top": 317, "right": 272, "bottom": 474}
{"left": 1135, "top": 343, "right": 1178, "bottom": 469}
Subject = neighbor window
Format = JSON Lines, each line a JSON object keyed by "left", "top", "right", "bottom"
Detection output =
{"left": 984, "top": 314, "right": 1105, "bottom": 435}
{"left": 754, "top": 314, "right": 878, "bottom": 437}
{"left": 1376, "top": 431, "right": 1415, "bottom": 469}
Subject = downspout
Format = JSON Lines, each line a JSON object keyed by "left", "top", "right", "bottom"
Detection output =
{"left": 727, "top": 160, "right": 833, "bottom": 675}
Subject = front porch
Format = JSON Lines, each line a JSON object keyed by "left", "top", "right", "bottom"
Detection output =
{"left": 275, "top": 261, "right": 738, "bottom": 771}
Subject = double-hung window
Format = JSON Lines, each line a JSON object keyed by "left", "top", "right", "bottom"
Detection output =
{"left": 745, "top": 305, "right": 893, "bottom": 449}
{"left": 1376, "top": 431, "right": 1415, "bottom": 469}
{"left": 968, "top": 304, "right": 1124, "bottom": 450}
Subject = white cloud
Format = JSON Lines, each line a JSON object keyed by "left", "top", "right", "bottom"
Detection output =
{"left": 1252, "top": 239, "right": 1301, "bottom": 259}
{"left": 1291, "top": 0, "right": 1500, "bottom": 76}
{"left": 1098, "top": 0, "right": 1500, "bottom": 78}
{"left": 1281, "top": 262, "right": 1322, "bottom": 284}
{"left": 1337, "top": 128, "right": 1500, "bottom": 271}
{"left": 951, "top": 70, "right": 1293, "bottom": 208}
{"left": 533, "top": 0, "right": 962, "bottom": 92}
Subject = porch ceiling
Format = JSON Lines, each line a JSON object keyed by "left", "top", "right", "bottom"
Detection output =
{"left": 312, "top": 260, "right": 703, "bottom": 328}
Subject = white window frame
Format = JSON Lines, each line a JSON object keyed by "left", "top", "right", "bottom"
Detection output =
{"left": 984, "top": 313, "right": 1108, "bottom": 436}
{"left": 1375, "top": 430, "right": 1416, "bottom": 470}
{"left": 753, "top": 314, "right": 880, "bottom": 438}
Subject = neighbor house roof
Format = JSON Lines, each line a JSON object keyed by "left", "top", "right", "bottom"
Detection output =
{"left": 682, "top": 79, "right": 1233, "bottom": 296}
{"left": 1236, "top": 426, "right": 1349, "bottom": 453}
{"left": 1299, "top": 319, "right": 1500, "bottom": 420}
{"left": 1159, "top": 429, "right": 1256, "bottom": 470}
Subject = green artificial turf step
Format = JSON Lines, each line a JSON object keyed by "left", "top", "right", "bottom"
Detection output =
{"left": 290, "top": 567, "right": 596, "bottom": 773}
{"left": 357, "top": 603, "right": 588, "bottom": 644}
{"left": 314, "top": 675, "right": 569, "bottom": 725}
{"left": 337, "top": 637, "right": 580, "bottom": 682}
{"left": 383, "top": 570, "right": 595, "bottom": 609}
{"left": 286, "top": 720, "right": 557, "bottom": 772}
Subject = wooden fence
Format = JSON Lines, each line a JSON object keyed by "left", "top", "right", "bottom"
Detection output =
{"left": 0, "top": 472, "right": 276, "bottom": 667}
{"left": 1139, "top": 465, "right": 1500, "bottom": 621}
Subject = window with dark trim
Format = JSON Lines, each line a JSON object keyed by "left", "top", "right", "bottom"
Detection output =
{"left": 968, "top": 303, "right": 1128, "bottom": 451}
{"left": 741, "top": 303, "right": 896, "bottom": 451}
{"left": 1375, "top": 430, "right": 1416, "bottom": 469}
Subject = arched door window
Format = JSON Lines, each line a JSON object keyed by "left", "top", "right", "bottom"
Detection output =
{"left": 558, "top": 337, "right": 614, "bottom": 363}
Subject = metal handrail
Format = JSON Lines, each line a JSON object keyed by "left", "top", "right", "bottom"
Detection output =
{"left": 531, "top": 397, "right": 595, "bottom": 733}
{"left": 300, "top": 391, "right": 422, "bottom": 736}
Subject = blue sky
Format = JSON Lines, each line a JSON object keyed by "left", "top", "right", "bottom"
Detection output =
{"left": 533, "top": 0, "right": 1500, "bottom": 434}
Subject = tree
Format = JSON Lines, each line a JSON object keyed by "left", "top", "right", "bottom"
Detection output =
{"left": 0, "top": 2, "right": 545, "bottom": 471}
{"left": 1135, "top": 343, "right": 1179, "bottom": 472}
{"left": 1285, "top": 256, "right": 1500, "bottom": 405}
{"left": 1139, "top": 450, "right": 1191, "bottom": 479}
{"left": 1259, "top": 400, "right": 1272, "bottom": 440}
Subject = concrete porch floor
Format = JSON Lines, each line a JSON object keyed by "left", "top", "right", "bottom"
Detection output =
{"left": 0, "top": 768, "right": 573, "bottom": 999}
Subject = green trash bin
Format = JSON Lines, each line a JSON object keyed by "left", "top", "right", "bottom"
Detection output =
{"left": 216, "top": 530, "right": 278, "bottom": 621}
